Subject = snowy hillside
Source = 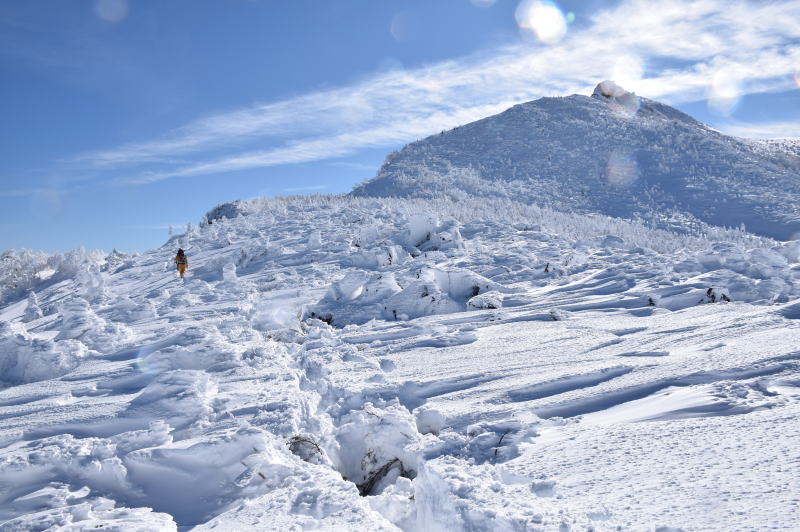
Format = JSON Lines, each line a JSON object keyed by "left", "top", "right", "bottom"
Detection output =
{"left": 353, "top": 82, "right": 800, "bottom": 240}
{"left": 2, "top": 195, "right": 799, "bottom": 530}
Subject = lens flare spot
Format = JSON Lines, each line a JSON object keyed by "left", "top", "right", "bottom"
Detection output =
{"left": 515, "top": 0, "right": 568, "bottom": 45}
{"left": 135, "top": 345, "right": 164, "bottom": 375}
{"left": 612, "top": 56, "right": 644, "bottom": 93}
{"left": 390, "top": 12, "right": 413, "bottom": 41}
{"left": 253, "top": 304, "right": 298, "bottom": 331}
{"left": 95, "top": 0, "right": 128, "bottom": 23}
{"left": 708, "top": 70, "right": 741, "bottom": 115}
{"left": 794, "top": 72, "right": 800, "bottom": 88}
{"left": 606, "top": 150, "right": 639, "bottom": 187}
{"left": 136, "top": 347, "right": 156, "bottom": 374}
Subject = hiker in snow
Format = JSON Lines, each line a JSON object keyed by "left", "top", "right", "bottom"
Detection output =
{"left": 174, "top": 248, "right": 188, "bottom": 278}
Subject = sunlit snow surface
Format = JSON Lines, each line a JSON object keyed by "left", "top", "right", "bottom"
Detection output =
{"left": 1, "top": 195, "right": 799, "bottom": 530}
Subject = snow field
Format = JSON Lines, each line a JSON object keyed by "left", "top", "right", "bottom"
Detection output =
{"left": 0, "top": 194, "right": 798, "bottom": 530}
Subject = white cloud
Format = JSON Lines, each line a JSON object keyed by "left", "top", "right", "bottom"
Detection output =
{"left": 79, "top": 0, "right": 800, "bottom": 185}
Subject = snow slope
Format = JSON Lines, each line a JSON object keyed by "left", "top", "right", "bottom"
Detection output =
{"left": 352, "top": 82, "right": 800, "bottom": 240}
{"left": 1, "top": 195, "right": 799, "bottom": 530}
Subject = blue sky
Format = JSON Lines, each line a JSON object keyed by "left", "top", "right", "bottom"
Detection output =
{"left": 2, "top": 0, "right": 799, "bottom": 253}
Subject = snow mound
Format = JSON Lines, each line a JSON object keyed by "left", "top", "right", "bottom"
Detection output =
{"left": 127, "top": 370, "right": 219, "bottom": 429}
{"left": 333, "top": 402, "right": 420, "bottom": 496}
{"left": 138, "top": 326, "right": 242, "bottom": 373}
{"left": 406, "top": 215, "right": 465, "bottom": 253}
{"left": 385, "top": 268, "right": 497, "bottom": 321}
{"left": 0, "top": 321, "right": 88, "bottom": 386}
{"left": 468, "top": 291, "right": 503, "bottom": 310}
{"left": 55, "top": 297, "right": 133, "bottom": 352}
{"left": 310, "top": 267, "right": 499, "bottom": 326}
{"left": 0, "top": 483, "right": 176, "bottom": 532}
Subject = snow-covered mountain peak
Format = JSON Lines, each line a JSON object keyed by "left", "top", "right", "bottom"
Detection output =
{"left": 353, "top": 86, "right": 800, "bottom": 240}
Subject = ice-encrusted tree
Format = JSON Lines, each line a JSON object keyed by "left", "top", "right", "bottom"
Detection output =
{"left": 22, "top": 291, "right": 44, "bottom": 322}
{"left": 76, "top": 264, "right": 111, "bottom": 304}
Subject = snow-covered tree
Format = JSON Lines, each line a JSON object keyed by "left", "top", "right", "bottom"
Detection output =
{"left": 22, "top": 291, "right": 43, "bottom": 322}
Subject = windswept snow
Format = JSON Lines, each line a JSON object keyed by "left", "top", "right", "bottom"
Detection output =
{"left": 1, "top": 194, "right": 799, "bottom": 530}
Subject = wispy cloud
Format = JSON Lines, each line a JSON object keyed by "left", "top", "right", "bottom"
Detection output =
{"left": 113, "top": 101, "right": 515, "bottom": 185}
{"left": 68, "top": 0, "right": 800, "bottom": 186}
{"left": 0, "top": 186, "right": 53, "bottom": 198}
{"left": 126, "top": 224, "right": 185, "bottom": 230}
{"left": 283, "top": 184, "right": 330, "bottom": 193}
{"left": 716, "top": 121, "right": 800, "bottom": 139}
{"left": 328, "top": 161, "right": 381, "bottom": 172}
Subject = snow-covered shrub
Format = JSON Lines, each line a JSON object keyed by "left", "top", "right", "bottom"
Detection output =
{"left": 356, "top": 225, "right": 381, "bottom": 247}
{"left": 601, "top": 235, "right": 625, "bottom": 249}
{"left": 54, "top": 247, "right": 106, "bottom": 281}
{"left": 138, "top": 325, "right": 241, "bottom": 373}
{"left": 220, "top": 262, "right": 240, "bottom": 284}
{"left": 0, "top": 247, "right": 109, "bottom": 306}
{"left": 0, "top": 249, "right": 51, "bottom": 304}
{"left": 306, "top": 230, "right": 323, "bottom": 251}
{"left": 310, "top": 265, "right": 500, "bottom": 326}
{"left": 22, "top": 291, "right": 44, "bottom": 322}
{"left": 463, "top": 419, "right": 539, "bottom": 464}
{"left": 76, "top": 263, "right": 111, "bottom": 303}
{"left": 56, "top": 297, "right": 133, "bottom": 353}
{"left": 102, "top": 296, "right": 158, "bottom": 323}
{"left": 406, "top": 214, "right": 438, "bottom": 249}
{"left": 306, "top": 273, "right": 403, "bottom": 326}
{"left": 332, "top": 402, "right": 420, "bottom": 495}
{"left": 56, "top": 298, "right": 105, "bottom": 342}
{"left": 349, "top": 245, "right": 408, "bottom": 269}
{"left": 205, "top": 200, "right": 247, "bottom": 221}
{"left": 0, "top": 321, "right": 88, "bottom": 384}
{"left": 384, "top": 268, "right": 497, "bottom": 321}
{"left": 405, "top": 215, "right": 465, "bottom": 253}
{"left": 468, "top": 291, "right": 503, "bottom": 310}
{"left": 325, "top": 272, "right": 370, "bottom": 302}
{"left": 102, "top": 248, "right": 132, "bottom": 273}
{"left": 415, "top": 408, "right": 446, "bottom": 435}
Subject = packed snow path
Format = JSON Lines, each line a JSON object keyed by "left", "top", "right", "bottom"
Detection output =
{"left": 1, "top": 196, "right": 799, "bottom": 530}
